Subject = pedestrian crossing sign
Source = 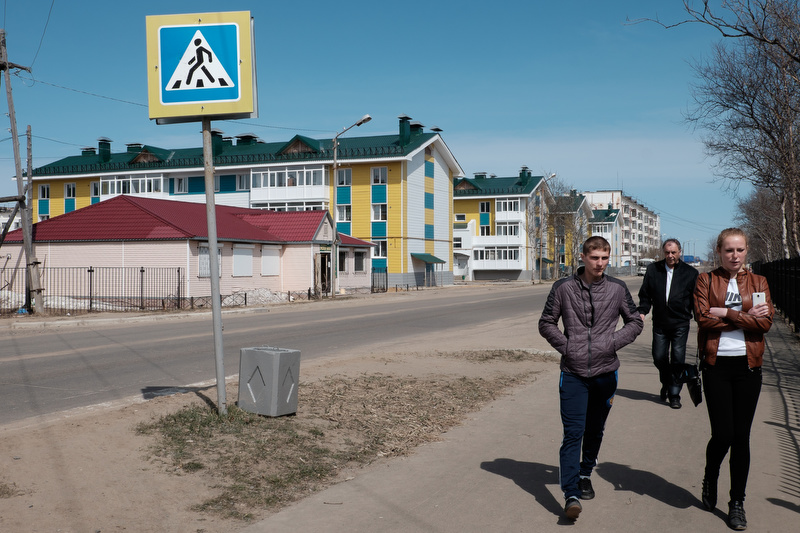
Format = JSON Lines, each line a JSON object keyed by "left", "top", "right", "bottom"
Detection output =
{"left": 146, "top": 11, "right": 257, "bottom": 124}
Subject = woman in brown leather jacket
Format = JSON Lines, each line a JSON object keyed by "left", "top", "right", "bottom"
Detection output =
{"left": 694, "top": 228, "right": 773, "bottom": 531}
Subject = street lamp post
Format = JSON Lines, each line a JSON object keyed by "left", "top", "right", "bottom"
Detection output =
{"left": 331, "top": 114, "right": 371, "bottom": 297}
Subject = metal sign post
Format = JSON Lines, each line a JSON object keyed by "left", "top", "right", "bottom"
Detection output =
{"left": 146, "top": 11, "right": 257, "bottom": 415}
{"left": 202, "top": 117, "right": 226, "bottom": 414}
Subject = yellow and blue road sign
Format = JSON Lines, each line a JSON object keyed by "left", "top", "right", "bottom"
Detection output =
{"left": 146, "top": 11, "right": 257, "bottom": 124}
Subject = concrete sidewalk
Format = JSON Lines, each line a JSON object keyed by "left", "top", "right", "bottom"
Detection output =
{"left": 241, "top": 318, "right": 800, "bottom": 533}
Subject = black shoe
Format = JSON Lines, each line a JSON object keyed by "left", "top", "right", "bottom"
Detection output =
{"left": 578, "top": 477, "right": 595, "bottom": 500}
{"left": 564, "top": 497, "right": 582, "bottom": 520}
{"left": 701, "top": 478, "right": 717, "bottom": 511}
{"left": 728, "top": 500, "right": 747, "bottom": 530}
{"left": 670, "top": 397, "right": 682, "bottom": 409}
{"left": 660, "top": 386, "right": 668, "bottom": 401}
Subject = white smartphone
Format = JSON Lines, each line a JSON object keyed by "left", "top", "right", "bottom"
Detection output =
{"left": 752, "top": 292, "right": 766, "bottom": 306}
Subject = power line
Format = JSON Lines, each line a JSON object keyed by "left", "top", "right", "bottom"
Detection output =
{"left": 14, "top": 72, "right": 337, "bottom": 135}
{"left": 29, "top": 0, "right": 56, "bottom": 69}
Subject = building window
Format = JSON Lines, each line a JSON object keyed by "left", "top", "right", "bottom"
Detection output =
{"left": 454, "top": 237, "right": 462, "bottom": 249}
{"left": 496, "top": 223, "right": 519, "bottom": 236}
{"left": 337, "top": 168, "right": 352, "bottom": 186}
{"left": 480, "top": 225, "right": 491, "bottom": 236}
{"left": 65, "top": 183, "right": 76, "bottom": 198}
{"left": 372, "top": 166, "right": 388, "bottom": 184}
{"left": 373, "top": 239, "right": 387, "bottom": 258}
{"left": 338, "top": 250, "right": 348, "bottom": 273}
{"left": 354, "top": 251, "right": 366, "bottom": 272}
{"left": 237, "top": 174, "right": 250, "bottom": 190}
{"left": 496, "top": 198, "right": 520, "bottom": 212}
{"left": 232, "top": 244, "right": 254, "bottom": 277}
{"left": 455, "top": 213, "right": 466, "bottom": 222}
{"left": 372, "top": 204, "right": 387, "bottom": 221}
{"left": 175, "top": 177, "right": 188, "bottom": 194}
{"left": 38, "top": 215, "right": 49, "bottom": 222}
{"left": 337, "top": 205, "right": 351, "bottom": 222}
{"left": 480, "top": 201, "right": 490, "bottom": 213}
{"left": 39, "top": 184, "right": 50, "bottom": 199}
{"left": 261, "top": 246, "right": 280, "bottom": 276}
{"left": 198, "top": 244, "right": 222, "bottom": 277}
{"left": 91, "top": 182, "right": 100, "bottom": 199}
{"left": 214, "top": 175, "right": 220, "bottom": 192}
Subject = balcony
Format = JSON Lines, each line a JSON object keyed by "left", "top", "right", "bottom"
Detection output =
{"left": 472, "top": 257, "right": 524, "bottom": 270}
{"left": 494, "top": 210, "right": 525, "bottom": 223}
{"left": 250, "top": 185, "right": 329, "bottom": 203}
{"left": 472, "top": 234, "right": 525, "bottom": 247}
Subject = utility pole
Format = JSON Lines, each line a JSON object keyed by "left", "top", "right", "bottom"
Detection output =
{"left": 0, "top": 29, "right": 41, "bottom": 312}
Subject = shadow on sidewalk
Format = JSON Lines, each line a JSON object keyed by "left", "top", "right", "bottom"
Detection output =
{"left": 615, "top": 388, "right": 664, "bottom": 405}
{"left": 762, "top": 322, "right": 800, "bottom": 505}
{"left": 480, "top": 459, "right": 566, "bottom": 518}
{"left": 595, "top": 462, "right": 696, "bottom": 509}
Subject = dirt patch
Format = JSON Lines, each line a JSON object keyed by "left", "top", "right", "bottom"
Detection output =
{"left": 0, "top": 349, "right": 557, "bottom": 533}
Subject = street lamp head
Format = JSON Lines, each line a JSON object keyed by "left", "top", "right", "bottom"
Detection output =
{"left": 356, "top": 114, "right": 372, "bottom": 127}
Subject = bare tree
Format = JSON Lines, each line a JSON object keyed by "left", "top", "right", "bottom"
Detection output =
{"left": 635, "top": 1, "right": 800, "bottom": 66}
{"left": 735, "top": 187, "right": 784, "bottom": 261}
{"left": 547, "top": 177, "right": 589, "bottom": 275}
{"left": 687, "top": 38, "right": 800, "bottom": 257}
{"left": 525, "top": 171, "right": 555, "bottom": 282}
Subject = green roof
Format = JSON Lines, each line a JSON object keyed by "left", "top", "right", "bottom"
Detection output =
{"left": 590, "top": 208, "right": 619, "bottom": 223}
{"left": 453, "top": 173, "right": 543, "bottom": 197}
{"left": 410, "top": 253, "right": 445, "bottom": 264}
{"left": 33, "top": 131, "right": 439, "bottom": 177}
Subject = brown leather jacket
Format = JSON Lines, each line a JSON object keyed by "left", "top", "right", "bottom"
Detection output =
{"left": 694, "top": 268, "right": 773, "bottom": 368}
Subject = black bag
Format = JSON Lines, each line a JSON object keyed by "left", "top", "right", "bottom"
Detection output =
{"left": 674, "top": 360, "right": 702, "bottom": 407}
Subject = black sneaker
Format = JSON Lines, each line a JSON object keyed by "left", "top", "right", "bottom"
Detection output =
{"left": 564, "top": 497, "right": 582, "bottom": 520}
{"left": 578, "top": 477, "right": 595, "bottom": 500}
{"left": 701, "top": 478, "right": 717, "bottom": 511}
{"left": 728, "top": 500, "right": 747, "bottom": 530}
{"left": 670, "top": 397, "right": 682, "bottom": 409}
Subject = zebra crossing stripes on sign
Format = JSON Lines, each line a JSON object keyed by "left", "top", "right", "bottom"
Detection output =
{"left": 166, "top": 30, "right": 234, "bottom": 90}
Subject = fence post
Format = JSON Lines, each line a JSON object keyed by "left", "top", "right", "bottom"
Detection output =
{"left": 177, "top": 268, "right": 182, "bottom": 310}
{"left": 140, "top": 267, "right": 145, "bottom": 310}
{"left": 88, "top": 266, "right": 94, "bottom": 312}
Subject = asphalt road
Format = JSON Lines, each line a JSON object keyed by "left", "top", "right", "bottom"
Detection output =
{"left": 2, "top": 280, "right": 648, "bottom": 427}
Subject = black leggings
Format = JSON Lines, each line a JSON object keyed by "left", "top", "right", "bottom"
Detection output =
{"left": 702, "top": 356, "right": 762, "bottom": 502}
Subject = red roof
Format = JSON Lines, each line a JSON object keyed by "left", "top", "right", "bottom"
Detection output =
{"left": 3, "top": 196, "right": 331, "bottom": 244}
{"left": 340, "top": 234, "right": 375, "bottom": 247}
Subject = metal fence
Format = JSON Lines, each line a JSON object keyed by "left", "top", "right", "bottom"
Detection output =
{"left": 371, "top": 267, "right": 387, "bottom": 293}
{"left": 752, "top": 257, "right": 800, "bottom": 332}
{"left": 0, "top": 266, "right": 248, "bottom": 317}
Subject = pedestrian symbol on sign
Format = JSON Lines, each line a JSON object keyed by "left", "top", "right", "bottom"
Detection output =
{"left": 166, "top": 30, "right": 234, "bottom": 91}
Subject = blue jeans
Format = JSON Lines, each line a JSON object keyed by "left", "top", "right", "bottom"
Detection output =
{"left": 559, "top": 370, "right": 618, "bottom": 500}
{"left": 652, "top": 325, "right": 689, "bottom": 399}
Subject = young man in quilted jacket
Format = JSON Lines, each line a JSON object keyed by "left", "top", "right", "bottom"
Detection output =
{"left": 538, "top": 236, "right": 643, "bottom": 520}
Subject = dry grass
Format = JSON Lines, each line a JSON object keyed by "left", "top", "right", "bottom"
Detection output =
{"left": 136, "top": 349, "right": 549, "bottom": 522}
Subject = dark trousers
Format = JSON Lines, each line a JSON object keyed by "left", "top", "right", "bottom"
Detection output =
{"left": 559, "top": 370, "right": 618, "bottom": 500}
{"left": 702, "top": 356, "right": 762, "bottom": 503}
{"left": 652, "top": 325, "right": 689, "bottom": 399}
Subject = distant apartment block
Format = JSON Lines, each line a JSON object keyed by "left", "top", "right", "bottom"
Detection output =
{"left": 584, "top": 190, "right": 660, "bottom": 267}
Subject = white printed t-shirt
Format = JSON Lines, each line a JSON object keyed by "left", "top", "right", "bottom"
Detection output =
{"left": 717, "top": 277, "right": 747, "bottom": 356}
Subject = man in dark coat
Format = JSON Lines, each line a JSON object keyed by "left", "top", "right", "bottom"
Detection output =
{"left": 637, "top": 239, "right": 699, "bottom": 409}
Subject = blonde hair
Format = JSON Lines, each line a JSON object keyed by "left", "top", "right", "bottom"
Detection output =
{"left": 716, "top": 227, "right": 748, "bottom": 252}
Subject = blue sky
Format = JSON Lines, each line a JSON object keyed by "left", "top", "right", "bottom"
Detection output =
{"left": 1, "top": 0, "right": 742, "bottom": 259}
